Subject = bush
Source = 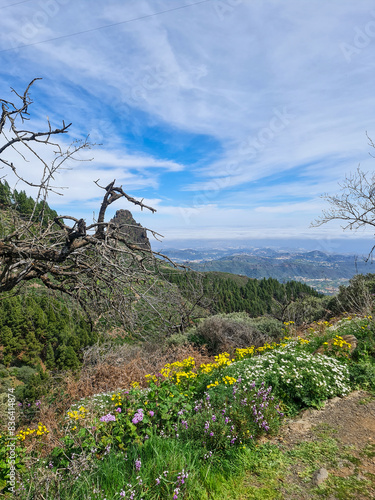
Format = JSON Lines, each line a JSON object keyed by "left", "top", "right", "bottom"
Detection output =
{"left": 179, "top": 380, "right": 282, "bottom": 451}
{"left": 188, "top": 313, "right": 271, "bottom": 354}
{"left": 165, "top": 333, "right": 190, "bottom": 347}
{"left": 225, "top": 343, "right": 351, "bottom": 412}
{"left": 245, "top": 316, "right": 284, "bottom": 339}
{"left": 348, "top": 361, "right": 375, "bottom": 391}
{"left": 328, "top": 274, "right": 375, "bottom": 315}
{"left": 11, "top": 366, "right": 37, "bottom": 384}
{"left": 284, "top": 295, "right": 330, "bottom": 325}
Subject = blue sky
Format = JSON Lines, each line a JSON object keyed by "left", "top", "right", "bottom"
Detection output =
{"left": 1, "top": 0, "right": 375, "bottom": 252}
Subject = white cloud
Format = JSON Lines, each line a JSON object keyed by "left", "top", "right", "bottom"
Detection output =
{"left": 1, "top": 0, "right": 375, "bottom": 246}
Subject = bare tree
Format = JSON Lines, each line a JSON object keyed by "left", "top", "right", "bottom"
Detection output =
{"left": 0, "top": 78, "right": 90, "bottom": 199}
{"left": 0, "top": 79, "right": 183, "bottom": 336}
{"left": 312, "top": 136, "right": 375, "bottom": 257}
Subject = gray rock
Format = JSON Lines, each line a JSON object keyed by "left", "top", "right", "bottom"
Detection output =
{"left": 312, "top": 468, "right": 329, "bottom": 486}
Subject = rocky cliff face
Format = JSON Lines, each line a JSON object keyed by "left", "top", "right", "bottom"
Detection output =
{"left": 111, "top": 209, "right": 151, "bottom": 250}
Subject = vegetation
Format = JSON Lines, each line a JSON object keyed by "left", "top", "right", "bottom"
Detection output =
{"left": 167, "top": 269, "right": 324, "bottom": 320}
{"left": 0, "top": 305, "right": 374, "bottom": 498}
{"left": 0, "top": 180, "right": 57, "bottom": 224}
{"left": 1, "top": 81, "right": 375, "bottom": 498}
{"left": 185, "top": 251, "right": 372, "bottom": 283}
{"left": 0, "top": 291, "right": 95, "bottom": 369}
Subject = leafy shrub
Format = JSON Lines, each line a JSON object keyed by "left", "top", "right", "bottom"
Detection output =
{"left": 348, "top": 361, "right": 375, "bottom": 390}
{"left": 188, "top": 313, "right": 271, "bottom": 354}
{"left": 165, "top": 333, "right": 190, "bottom": 347}
{"left": 179, "top": 380, "right": 282, "bottom": 452}
{"left": 284, "top": 295, "right": 330, "bottom": 325}
{"left": 245, "top": 316, "right": 284, "bottom": 339}
{"left": 334, "top": 315, "right": 375, "bottom": 362}
{"left": 225, "top": 344, "right": 351, "bottom": 411}
{"left": 328, "top": 274, "right": 375, "bottom": 315}
{"left": 0, "top": 434, "right": 27, "bottom": 493}
{"left": 10, "top": 366, "right": 37, "bottom": 384}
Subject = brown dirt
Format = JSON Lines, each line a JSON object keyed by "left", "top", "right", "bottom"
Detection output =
{"left": 264, "top": 390, "right": 375, "bottom": 499}
{"left": 279, "top": 391, "right": 375, "bottom": 450}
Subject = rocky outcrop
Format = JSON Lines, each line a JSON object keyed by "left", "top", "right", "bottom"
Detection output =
{"left": 111, "top": 209, "right": 151, "bottom": 250}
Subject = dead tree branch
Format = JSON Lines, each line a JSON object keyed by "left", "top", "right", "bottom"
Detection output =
{"left": 312, "top": 138, "right": 375, "bottom": 259}
{"left": 0, "top": 79, "right": 187, "bottom": 338}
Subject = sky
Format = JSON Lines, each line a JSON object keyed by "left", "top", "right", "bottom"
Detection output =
{"left": 1, "top": 0, "right": 375, "bottom": 254}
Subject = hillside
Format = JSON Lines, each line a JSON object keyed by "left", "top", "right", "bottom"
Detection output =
{"left": 160, "top": 247, "right": 374, "bottom": 293}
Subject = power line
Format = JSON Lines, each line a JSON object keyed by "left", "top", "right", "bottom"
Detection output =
{"left": 0, "top": 0, "right": 35, "bottom": 10}
{"left": 0, "top": 0, "right": 212, "bottom": 54}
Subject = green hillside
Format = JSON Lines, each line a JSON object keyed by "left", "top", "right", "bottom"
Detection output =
{"left": 187, "top": 252, "right": 373, "bottom": 281}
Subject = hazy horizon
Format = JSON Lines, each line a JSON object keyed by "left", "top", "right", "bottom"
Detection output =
{"left": 152, "top": 237, "right": 375, "bottom": 256}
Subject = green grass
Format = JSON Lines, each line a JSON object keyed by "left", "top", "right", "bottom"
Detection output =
{"left": 2, "top": 313, "right": 375, "bottom": 499}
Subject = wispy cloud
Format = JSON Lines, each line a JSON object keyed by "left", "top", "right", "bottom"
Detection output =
{"left": 1, "top": 0, "right": 375, "bottom": 248}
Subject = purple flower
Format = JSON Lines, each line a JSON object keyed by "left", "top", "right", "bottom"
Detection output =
{"left": 149, "top": 410, "right": 154, "bottom": 417}
{"left": 100, "top": 413, "right": 116, "bottom": 422}
{"left": 135, "top": 458, "right": 141, "bottom": 472}
{"left": 209, "top": 431, "right": 214, "bottom": 437}
{"left": 212, "top": 415, "right": 216, "bottom": 422}
{"left": 261, "top": 421, "right": 270, "bottom": 431}
{"left": 156, "top": 478, "right": 160, "bottom": 485}
{"left": 115, "top": 407, "right": 122, "bottom": 413}
{"left": 173, "top": 487, "right": 180, "bottom": 499}
{"left": 132, "top": 408, "right": 144, "bottom": 424}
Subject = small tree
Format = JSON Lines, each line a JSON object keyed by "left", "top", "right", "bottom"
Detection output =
{"left": 0, "top": 79, "right": 182, "bottom": 338}
{"left": 312, "top": 136, "right": 375, "bottom": 257}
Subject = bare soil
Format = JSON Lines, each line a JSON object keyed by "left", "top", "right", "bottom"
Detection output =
{"left": 244, "top": 391, "right": 375, "bottom": 499}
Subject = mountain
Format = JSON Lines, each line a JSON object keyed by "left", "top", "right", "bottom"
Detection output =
{"left": 159, "top": 247, "right": 374, "bottom": 294}
{"left": 111, "top": 209, "right": 151, "bottom": 250}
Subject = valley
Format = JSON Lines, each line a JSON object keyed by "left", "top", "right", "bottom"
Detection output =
{"left": 160, "top": 247, "right": 375, "bottom": 294}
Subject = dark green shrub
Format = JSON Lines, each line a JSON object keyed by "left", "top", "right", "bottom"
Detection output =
{"left": 284, "top": 295, "right": 330, "bottom": 325}
{"left": 349, "top": 361, "right": 375, "bottom": 391}
{"left": 246, "top": 316, "right": 284, "bottom": 339}
{"left": 11, "top": 366, "right": 37, "bottom": 384}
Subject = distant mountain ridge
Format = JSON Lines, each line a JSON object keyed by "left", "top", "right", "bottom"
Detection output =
{"left": 159, "top": 247, "right": 374, "bottom": 289}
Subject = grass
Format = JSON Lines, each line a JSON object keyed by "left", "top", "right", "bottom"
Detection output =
{"left": 1, "top": 312, "right": 375, "bottom": 499}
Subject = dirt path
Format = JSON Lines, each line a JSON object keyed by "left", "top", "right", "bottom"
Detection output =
{"left": 240, "top": 391, "right": 375, "bottom": 499}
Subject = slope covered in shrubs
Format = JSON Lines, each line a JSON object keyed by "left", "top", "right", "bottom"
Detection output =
{"left": 1, "top": 308, "right": 375, "bottom": 498}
